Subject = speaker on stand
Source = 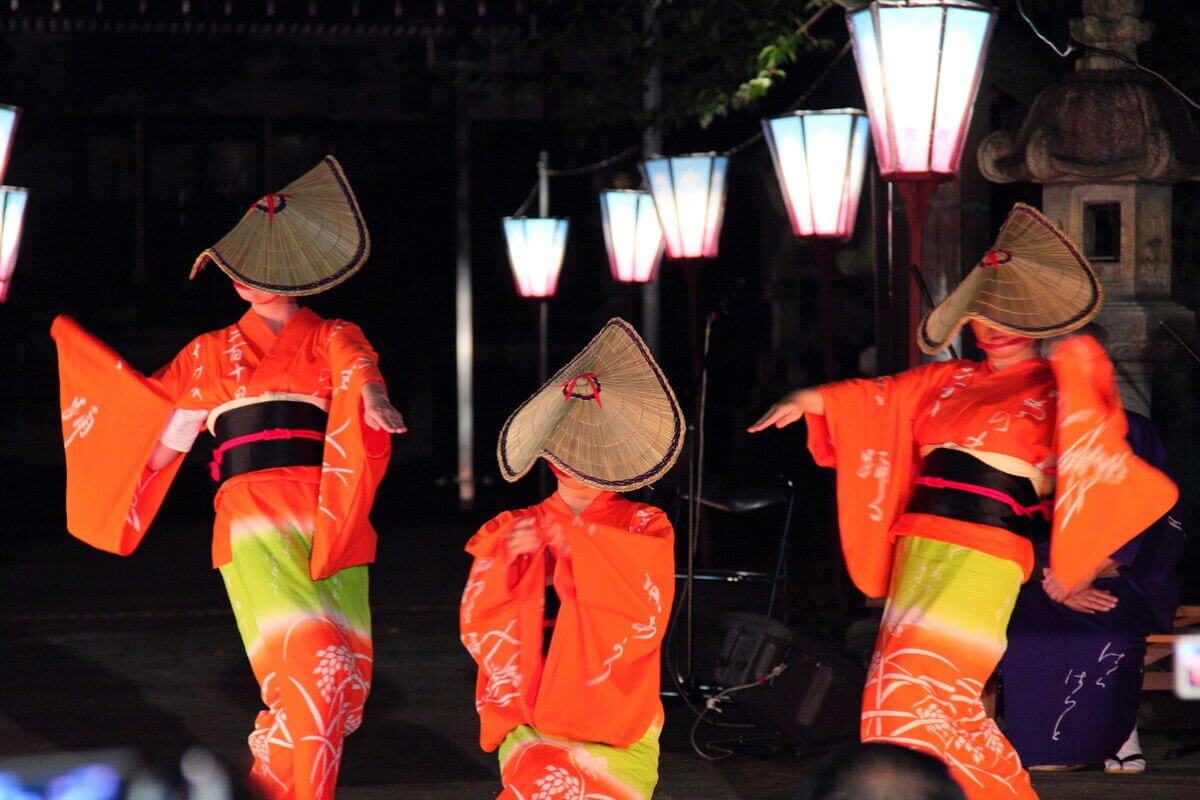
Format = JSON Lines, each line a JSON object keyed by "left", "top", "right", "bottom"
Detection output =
{"left": 713, "top": 612, "right": 866, "bottom": 753}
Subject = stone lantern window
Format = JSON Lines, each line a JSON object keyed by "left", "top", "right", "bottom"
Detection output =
{"left": 1083, "top": 201, "right": 1121, "bottom": 262}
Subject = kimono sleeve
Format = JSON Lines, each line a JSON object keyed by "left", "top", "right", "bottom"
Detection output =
{"left": 50, "top": 315, "right": 194, "bottom": 556}
{"left": 309, "top": 320, "right": 392, "bottom": 579}
{"left": 1050, "top": 335, "right": 1178, "bottom": 591}
{"left": 806, "top": 361, "right": 964, "bottom": 598}
{"left": 539, "top": 508, "right": 675, "bottom": 746}
{"left": 460, "top": 510, "right": 545, "bottom": 750}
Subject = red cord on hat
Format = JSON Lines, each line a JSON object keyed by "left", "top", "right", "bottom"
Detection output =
{"left": 560, "top": 372, "right": 603, "bottom": 409}
{"left": 980, "top": 248, "right": 1013, "bottom": 269}
{"left": 252, "top": 193, "right": 293, "bottom": 220}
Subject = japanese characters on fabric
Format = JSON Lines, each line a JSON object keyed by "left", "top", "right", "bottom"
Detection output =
{"left": 52, "top": 315, "right": 182, "bottom": 555}
{"left": 805, "top": 360, "right": 966, "bottom": 598}
{"left": 52, "top": 309, "right": 391, "bottom": 579}
{"left": 804, "top": 335, "right": 1177, "bottom": 598}
{"left": 461, "top": 499, "right": 674, "bottom": 752}
{"left": 1049, "top": 335, "right": 1177, "bottom": 591}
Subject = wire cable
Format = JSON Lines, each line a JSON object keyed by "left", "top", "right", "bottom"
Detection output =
{"left": 690, "top": 664, "right": 787, "bottom": 761}
{"left": 1016, "top": 0, "right": 1074, "bottom": 58}
{"left": 721, "top": 39, "right": 854, "bottom": 158}
{"left": 510, "top": 180, "right": 539, "bottom": 217}
{"left": 543, "top": 142, "right": 642, "bottom": 177}
{"left": 1017, "top": 0, "right": 1200, "bottom": 112}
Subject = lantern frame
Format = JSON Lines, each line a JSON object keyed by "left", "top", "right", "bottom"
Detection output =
{"left": 762, "top": 108, "right": 871, "bottom": 242}
{"left": 501, "top": 216, "right": 569, "bottom": 299}
{"left": 846, "top": 0, "right": 996, "bottom": 183}
{"left": 0, "top": 105, "right": 20, "bottom": 186}
{"left": 640, "top": 153, "right": 729, "bottom": 259}
{"left": 0, "top": 185, "right": 28, "bottom": 303}
{"left": 599, "top": 189, "right": 665, "bottom": 284}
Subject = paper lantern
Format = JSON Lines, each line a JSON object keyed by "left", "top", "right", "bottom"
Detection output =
{"left": 0, "top": 187, "right": 29, "bottom": 303}
{"left": 502, "top": 216, "right": 568, "bottom": 299}
{"left": 763, "top": 109, "right": 871, "bottom": 241}
{"left": 0, "top": 105, "right": 21, "bottom": 184}
{"left": 641, "top": 153, "right": 728, "bottom": 259}
{"left": 847, "top": 0, "right": 996, "bottom": 181}
{"left": 599, "top": 189, "right": 665, "bottom": 283}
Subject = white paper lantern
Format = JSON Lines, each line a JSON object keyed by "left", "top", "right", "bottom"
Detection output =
{"left": 763, "top": 109, "right": 871, "bottom": 241}
{"left": 641, "top": 153, "right": 728, "bottom": 259}
{"left": 599, "top": 189, "right": 665, "bottom": 283}
{"left": 502, "top": 216, "right": 569, "bottom": 299}
{"left": 847, "top": 0, "right": 996, "bottom": 181}
{"left": 0, "top": 187, "right": 29, "bottom": 303}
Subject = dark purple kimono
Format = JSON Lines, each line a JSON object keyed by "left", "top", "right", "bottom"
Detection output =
{"left": 997, "top": 411, "right": 1184, "bottom": 765}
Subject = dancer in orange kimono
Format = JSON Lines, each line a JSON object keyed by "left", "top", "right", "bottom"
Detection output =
{"left": 749, "top": 204, "right": 1177, "bottom": 800}
{"left": 461, "top": 319, "right": 684, "bottom": 800}
{"left": 52, "top": 157, "right": 404, "bottom": 800}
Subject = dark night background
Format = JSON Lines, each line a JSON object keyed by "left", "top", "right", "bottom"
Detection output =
{"left": 4, "top": 0, "right": 1200, "bottom": 786}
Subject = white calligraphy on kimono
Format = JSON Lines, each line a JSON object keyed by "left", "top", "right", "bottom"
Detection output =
{"left": 856, "top": 449, "right": 891, "bottom": 523}
{"left": 62, "top": 396, "right": 100, "bottom": 448}
{"left": 585, "top": 567, "right": 662, "bottom": 686}
{"left": 1056, "top": 412, "right": 1130, "bottom": 529}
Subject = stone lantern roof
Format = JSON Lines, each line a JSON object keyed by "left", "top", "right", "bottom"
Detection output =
{"left": 979, "top": 0, "right": 1200, "bottom": 184}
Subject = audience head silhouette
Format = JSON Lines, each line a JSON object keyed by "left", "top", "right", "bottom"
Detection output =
{"left": 794, "top": 743, "right": 966, "bottom": 800}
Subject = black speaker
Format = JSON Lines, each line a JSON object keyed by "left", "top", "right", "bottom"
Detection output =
{"left": 665, "top": 572, "right": 773, "bottom": 689}
{"left": 716, "top": 613, "right": 865, "bottom": 751}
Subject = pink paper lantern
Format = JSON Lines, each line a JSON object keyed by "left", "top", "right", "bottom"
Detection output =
{"left": 502, "top": 216, "right": 569, "bottom": 298}
{"left": 763, "top": 109, "right": 871, "bottom": 241}
{"left": 599, "top": 189, "right": 665, "bottom": 283}
{"left": 0, "top": 187, "right": 28, "bottom": 303}
{"left": 847, "top": 0, "right": 996, "bottom": 181}
{"left": 641, "top": 154, "right": 728, "bottom": 259}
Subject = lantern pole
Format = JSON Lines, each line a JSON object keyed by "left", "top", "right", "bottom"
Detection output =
{"left": 896, "top": 180, "right": 938, "bottom": 367}
{"left": 537, "top": 150, "right": 550, "bottom": 386}
{"left": 641, "top": 3, "right": 663, "bottom": 355}
{"left": 537, "top": 152, "right": 551, "bottom": 497}
{"left": 812, "top": 240, "right": 839, "bottom": 380}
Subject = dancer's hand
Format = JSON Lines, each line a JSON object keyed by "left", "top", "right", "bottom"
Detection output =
{"left": 1062, "top": 588, "right": 1119, "bottom": 614}
{"left": 747, "top": 389, "right": 823, "bottom": 433}
{"left": 1041, "top": 568, "right": 1071, "bottom": 603}
{"left": 506, "top": 517, "right": 541, "bottom": 560}
{"left": 362, "top": 382, "right": 407, "bottom": 434}
{"left": 543, "top": 522, "right": 570, "bottom": 560}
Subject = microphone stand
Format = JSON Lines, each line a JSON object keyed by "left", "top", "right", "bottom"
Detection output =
{"left": 1161, "top": 320, "right": 1200, "bottom": 367}
{"left": 682, "top": 309, "right": 718, "bottom": 689}
{"left": 910, "top": 264, "right": 958, "bottom": 360}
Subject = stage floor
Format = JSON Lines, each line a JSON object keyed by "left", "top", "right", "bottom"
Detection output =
{"left": 3, "top": 603, "right": 1200, "bottom": 799}
{"left": 3, "top": 462, "right": 1199, "bottom": 799}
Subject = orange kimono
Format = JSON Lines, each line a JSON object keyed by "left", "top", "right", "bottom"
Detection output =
{"left": 806, "top": 337, "right": 1176, "bottom": 799}
{"left": 52, "top": 308, "right": 390, "bottom": 800}
{"left": 461, "top": 492, "right": 675, "bottom": 800}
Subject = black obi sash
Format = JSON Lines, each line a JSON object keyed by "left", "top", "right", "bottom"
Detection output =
{"left": 905, "top": 448, "right": 1051, "bottom": 542}
{"left": 210, "top": 400, "right": 327, "bottom": 483}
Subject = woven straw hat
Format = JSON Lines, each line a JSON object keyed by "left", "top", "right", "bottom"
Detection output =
{"left": 190, "top": 156, "right": 369, "bottom": 296}
{"left": 918, "top": 203, "right": 1102, "bottom": 355}
{"left": 497, "top": 318, "right": 685, "bottom": 492}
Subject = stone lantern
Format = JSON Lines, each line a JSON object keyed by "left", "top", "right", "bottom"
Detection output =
{"left": 977, "top": 0, "right": 1199, "bottom": 413}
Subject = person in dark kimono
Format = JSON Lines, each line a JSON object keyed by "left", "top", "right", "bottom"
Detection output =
{"left": 998, "top": 382, "right": 1183, "bottom": 772}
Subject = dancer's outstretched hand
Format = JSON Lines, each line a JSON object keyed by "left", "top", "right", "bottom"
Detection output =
{"left": 362, "top": 382, "right": 408, "bottom": 434}
{"left": 747, "top": 389, "right": 822, "bottom": 433}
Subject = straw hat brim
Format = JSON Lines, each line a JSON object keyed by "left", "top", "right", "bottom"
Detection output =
{"left": 918, "top": 203, "right": 1103, "bottom": 355}
{"left": 190, "top": 156, "right": 370, "bottom": 297}
{"left": 497, "top": 318, "right": 685, "bottom": 492}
